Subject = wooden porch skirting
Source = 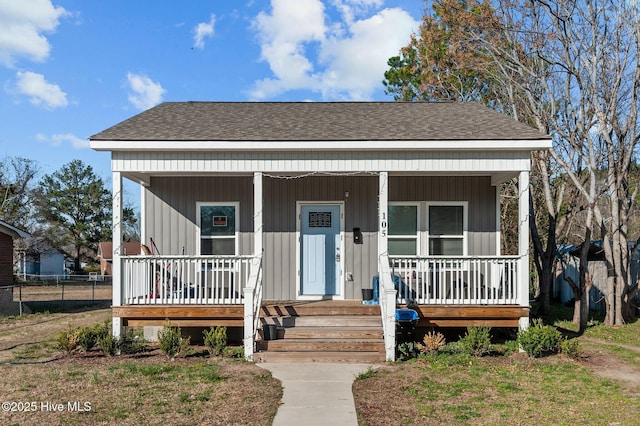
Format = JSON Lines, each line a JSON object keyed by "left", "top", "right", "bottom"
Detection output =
{"left": 414, "top": 305, "right": 529, "bottom": 328}
{"left": 112, "top": 303, "right": 528, "bottom": 328}
{"left": 112, "top": 305, "right": 245, "bottom": 327}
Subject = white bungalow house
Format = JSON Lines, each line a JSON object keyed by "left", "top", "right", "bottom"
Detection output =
{"left": 90, "top": 102, "right": 551, "bottom": 362}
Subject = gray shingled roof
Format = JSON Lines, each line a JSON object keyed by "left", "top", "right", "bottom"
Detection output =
{"left": 90, "top": 102, "right": 548, "bottom": 141}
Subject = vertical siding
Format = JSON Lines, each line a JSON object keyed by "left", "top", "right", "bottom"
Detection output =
{"left": 263, "top": 175, "right": 379, "bottom": 300}
{"left": 144, "top": 175, "right": 497, "bottom": 300}
{"left": 389, "top": 176, "right": 497, "bottom": 256}
{"left": 144, "top": 176, "right": 253, "bottom": 255}
{"left": 0, "top": 233, "right": 14, "bottom": 286}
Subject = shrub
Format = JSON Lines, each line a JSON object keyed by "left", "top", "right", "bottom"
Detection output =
{"left": 417, "top": 331, "right": 446, "bottom": 354}
{"left": 99, "top": 333, "right": 119, "bottom": 356}
{"left": 397, "top": 341, "right": 419, "bottom": 361}
{"left": 98, "top": 329, "right": 146, "bottom": 357}
{"left": 223, "top": 346, "right": 245, "bottom": 359}
{"left": 56, "top": 325, "right": 80, "bottom": 353}
{"left": 203, "top": 326, "right": 227, "bottom": 356}
{"left": 560, "top": 338, "right": 581, "bottom": 359}
{"left": 517, "top": 319, "right": 562, "bottom": 357}
{"left": 158, "top": 320, "right": 190, "bottom": 359}
{"left": 460, "top": 326, "right": 492, "bottom": 357}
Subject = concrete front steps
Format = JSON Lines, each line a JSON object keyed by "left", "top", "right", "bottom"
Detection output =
{"left": 254, "top": 301, "right": 385, "bottom": 363}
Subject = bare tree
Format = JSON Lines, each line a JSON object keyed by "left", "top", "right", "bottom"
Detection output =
{"left": 0, "top": 157, "right": 39, "bottom": 229}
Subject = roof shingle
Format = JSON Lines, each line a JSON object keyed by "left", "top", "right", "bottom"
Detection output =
{"left": 90, "top": 101, "right": 548, "bottom": 142}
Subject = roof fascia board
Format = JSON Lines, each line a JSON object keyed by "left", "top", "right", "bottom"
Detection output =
{"left": 91, "top": 139, "right": 552, "bottom": 152}
{"left": 0, "top": 221, "right": 30, "bottom": 239}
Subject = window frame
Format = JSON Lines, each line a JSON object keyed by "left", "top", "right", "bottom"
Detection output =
{"left": 425, "top": 201, "right": 468, "bottom": 256}
{"left": 387, "top": 202, "right": 420, "bottom": 257}
{"left": 196, "top": 202, "right": 240, "bottom": 256}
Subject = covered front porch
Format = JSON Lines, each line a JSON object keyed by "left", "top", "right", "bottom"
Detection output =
{"left": 110, "top": 250, "right": 529, "bottom": 361}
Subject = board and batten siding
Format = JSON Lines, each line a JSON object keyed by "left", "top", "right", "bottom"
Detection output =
{"left": 143, "top": 175, "right": 498, "bottom": 300}
{"left": 143, "top": 176, "right": 254, "bottom": 256}
{"left": 389, "top": 176, "right": 498, "bottom": 256}
{"left": 262, "top": 175, "right": 379, "bottom": 300}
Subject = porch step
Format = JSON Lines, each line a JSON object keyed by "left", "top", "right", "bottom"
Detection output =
{"left": 257, "top": 308, "right": 385, "bottom": 363}
{"left": 254, "top": 351, "right": 385, "bottom": 363}
{"left": 278, "top": 326, "right": 382, "bottom": 339}
{"left": 264, "top": 315, "right": 382, "bottom": 328}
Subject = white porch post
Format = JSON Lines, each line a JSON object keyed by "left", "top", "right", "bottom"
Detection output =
{"left": 244, "top": 172, "right": 263, "bottom": 361}
{"left": 112, "top": 171, "right": 123, "bottom": 338}
{"left": 518, "top": 170, "right": 530, "bottom": 330}
{"left": 378, "top": 171, "right": 396, "bottom": 361}
{"left": 253, "top": 172, "right": 263, "bottom": 255}
{"left": 378, "top": 172, "right": 388, "bottom": 255}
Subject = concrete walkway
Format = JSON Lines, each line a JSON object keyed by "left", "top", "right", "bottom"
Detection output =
{"left": 258, "top": 363, "right": 374, "bottom": 426}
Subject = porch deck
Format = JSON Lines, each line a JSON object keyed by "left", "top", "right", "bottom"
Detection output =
{"left": 111, "top": 300, "right": 528, "bottom": 328}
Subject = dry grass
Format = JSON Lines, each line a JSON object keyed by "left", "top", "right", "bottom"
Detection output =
{"left": 0, "top": 309, "right": 281, "bottom": 425}
{"left": 1, "top": 350, "right": 281, "bottom": 425}
{"left": 354, "top": 346, "right": 640, "bottom": 425}
{"left": 13, "top": 283, "right": 111, "bottom": 302}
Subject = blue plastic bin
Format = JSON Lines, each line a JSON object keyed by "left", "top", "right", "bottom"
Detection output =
{"left": 395, "top": 308, "right": 419, "bottom": 322}
{"left": 395, "top": 308, "right": 418, "bottom": 344}
{"left": 372, "top": 274, "right": 402, "bottom": 302}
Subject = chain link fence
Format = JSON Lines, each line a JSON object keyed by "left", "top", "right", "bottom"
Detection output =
{"left": 1, "top": 275, "right": 112, "bottom": 316}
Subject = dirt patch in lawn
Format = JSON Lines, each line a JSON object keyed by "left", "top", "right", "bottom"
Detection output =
{"left": 578, "top": 338, "right": 640, "bottom": 390}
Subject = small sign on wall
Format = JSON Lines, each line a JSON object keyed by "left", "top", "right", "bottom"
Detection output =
{"left": 213, "top": 216, "right": 227, "bottom": 226}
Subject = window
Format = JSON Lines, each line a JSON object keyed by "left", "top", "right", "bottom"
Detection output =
{"left": 197, "top": 203, "right": 238, "bottom": 255}
{"left": 427, "top": 203, "right": 466, "bottom": 256}
{"left": 388, "top": 204, "right": 419, "bottom": 256}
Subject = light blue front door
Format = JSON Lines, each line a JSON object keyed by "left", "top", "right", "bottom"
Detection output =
{"left": 300, "top": 204, "right": 341, "bottom": 296}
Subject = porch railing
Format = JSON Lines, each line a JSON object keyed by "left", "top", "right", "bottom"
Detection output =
{"left": 121, "top": 255, "right": 257, "bottom": 305}
{"left": 389, "top": 256, "right": 521, "bottom": 305}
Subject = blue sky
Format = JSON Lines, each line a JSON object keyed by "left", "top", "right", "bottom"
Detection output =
{"left": 0, "top": 0, "right": 422, "bottom": 204}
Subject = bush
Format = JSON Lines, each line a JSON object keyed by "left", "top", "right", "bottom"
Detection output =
{"left": 560, "top": 338, "right": 581, "bottom": 359}
{"left": 203, "top": 326, "right": 227, "bottom": 356}
{"left": 397, "top": 341, "right": 419, "bottom": 361}
{"left": 76, "top": 321, "right": 110, "bottom": 351}
{"left": 223, "top": 346, "right": 245, "bottom": 359}
{"left": 99, "top": 333, "right": 119, "bottom": 356}
{"left": 460, "top": 326, "right": 492, "bottom": 357}
{"left": 56, "top": 321, "right": 110, "bottom": 353}
{"left": 56, "top": 325, "right": 80, "bottom": 353}
{"left": 417, "top": 331, "right": 446, "bottom": 354}
{"left": 158, "top": 320, "right": 190, "bottom": 359}
{"left": 517, "top": 319, "right": 562, "bottom": 357}
{"left": 98, "top": 329, "right": 147, "bottom": 357}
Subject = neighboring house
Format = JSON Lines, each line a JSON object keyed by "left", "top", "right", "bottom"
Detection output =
{"left": 556, "top": 242, "right": 640, "bottom": 315}
{"left": 0, "top": 220, "right": 29, "bottom": 285}
{"left": 0, "top": 220, "right": 29, "bottom": 316}
{"left": 90, "top": 101, "right": 551, "bottom": 361}
{"left": 19, "top": 245, "right": 65, "bottom": 277}
{"left": 98, "top": 242, "right": 141, "bottom": 276}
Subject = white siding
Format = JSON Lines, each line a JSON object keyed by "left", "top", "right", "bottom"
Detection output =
{"left": 113, "top": 151, "right": 531, "bottom": 175}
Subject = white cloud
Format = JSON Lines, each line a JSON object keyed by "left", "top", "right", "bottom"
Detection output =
{"left": 319, "top": 8, "right": 418, "bottom": 100}
{"left": 250, "top": 0, "right": 327, "bottom": 98}
{"left": 126, "top": 72, "right": 165, "bottom": 110}
{"left": 15, "top": 70, "right": 67, "bottom": 108}
{"left": 36, "top": 132, "right": 89, "bottom": 149}
{"left": 249, "top": 0, "right": 418, "bottom": 100}
{"left": 193, "top": 14, "right": 216, "bottom": 49}
{"left": 0, "top": 0, "right": 68, "bottom": 67}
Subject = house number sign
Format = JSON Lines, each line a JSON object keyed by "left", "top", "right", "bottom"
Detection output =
{"left": 380, "top": 212, "right": 387, "bottom": 237}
